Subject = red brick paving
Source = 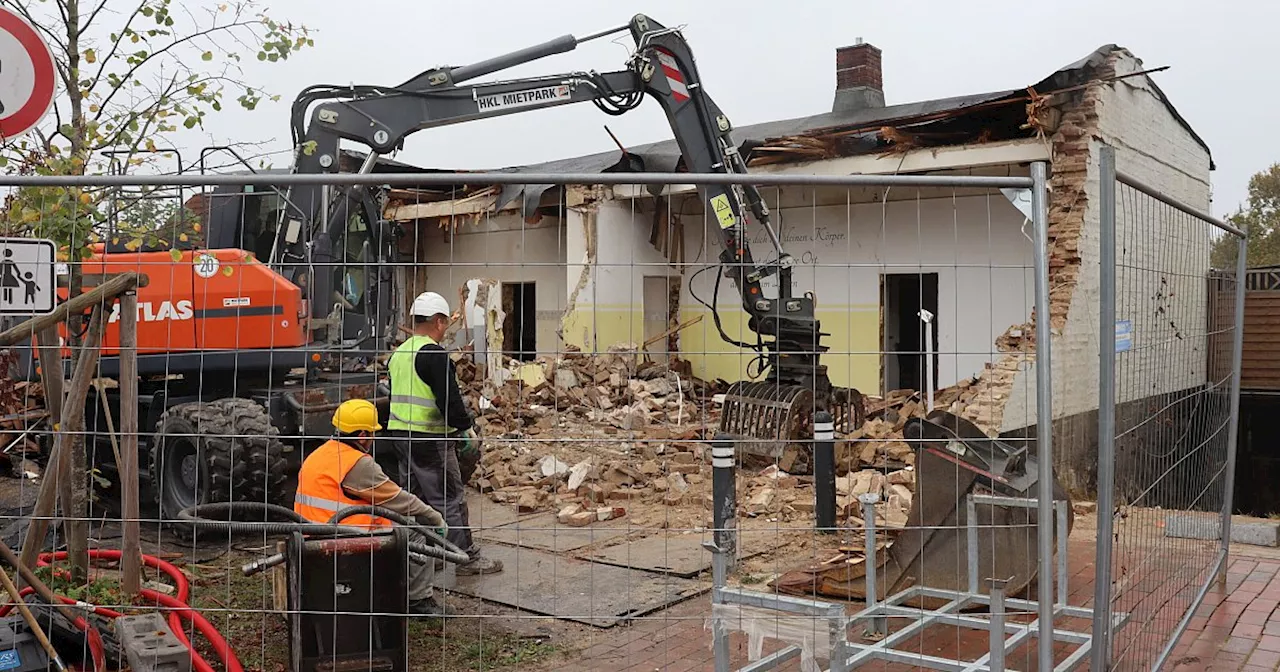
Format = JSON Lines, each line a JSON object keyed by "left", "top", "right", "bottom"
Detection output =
{"left": 522, "top": 539, "right": 1280, "bottom": 671}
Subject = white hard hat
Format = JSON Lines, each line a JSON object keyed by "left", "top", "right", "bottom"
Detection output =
{"left": 411, "top": 291, "right": 451, "bottom": 318}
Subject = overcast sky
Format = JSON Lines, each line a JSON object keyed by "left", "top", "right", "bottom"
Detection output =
{"left": 163, "top": 0, "right": 1276, "bottom": 216}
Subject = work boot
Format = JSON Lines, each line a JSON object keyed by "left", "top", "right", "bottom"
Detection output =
{"left": 455, "top": 554, "right": 503, "bottom": 576}
{"left": 408, "top": 597, "right": 453, "bottom": 617}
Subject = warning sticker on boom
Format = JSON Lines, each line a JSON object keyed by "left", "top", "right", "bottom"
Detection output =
{"left": 476, "top": 85, "right": 571, "bottom": 112}
{"left": 710, "top": 194, "right": 736, "bottom": 229}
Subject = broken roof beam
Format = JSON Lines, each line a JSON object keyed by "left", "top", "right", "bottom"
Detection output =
{"left": 385, "top": 184, "right": 568, "bottom": 222}
{"left": 609, "top": 138, "right": 1050, "bottom": 200}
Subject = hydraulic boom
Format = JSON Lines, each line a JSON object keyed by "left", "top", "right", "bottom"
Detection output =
{"left": 277, "top": 13, "right": 863, "bottom": 453}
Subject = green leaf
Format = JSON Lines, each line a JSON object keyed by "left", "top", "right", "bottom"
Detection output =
{"left": 202, "top": 51, "right": 213, "bottom": 61}
{"left": 184, "top": 117, "right": 197, "bottom": 129}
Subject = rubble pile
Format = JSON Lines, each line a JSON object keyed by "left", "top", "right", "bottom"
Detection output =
{"left": 454, "top": 343, "right": 722, "bottom": 438}
{"left": 474, "top": 440, "right": 718, "bottom": 524}
{"left": 736, "top": 463, "right": 917, "bottom": 528}
{"left": 833, "top": 355, "right": 1032, "bottom": 473}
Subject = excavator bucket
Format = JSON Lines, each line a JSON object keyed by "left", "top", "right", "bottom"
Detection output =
{"left": 774, "top": 410, "right": 1074, "bottom": 608}
{"left": 719, "top": 382, "right": 864, "bottom": 463}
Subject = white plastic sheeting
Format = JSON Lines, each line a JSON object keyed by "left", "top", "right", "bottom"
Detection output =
{"left": 705, "top": 603, "right": 834, "bottom": 672}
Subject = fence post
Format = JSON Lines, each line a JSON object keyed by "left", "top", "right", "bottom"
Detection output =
{"left": 1092, "top": 144, "right": 1118, "bottom": 671}
{"left": 814, "top": 411, "right": 836, "bottom": 532}
{"left": 1030, "top": 160, "right": 1055, "bottom": 672}
{"left": 711, "top": 433, "right": 737, "bottom": 568}
{"left": 1220, "top": 228, "right": 1248, "bottom": 580}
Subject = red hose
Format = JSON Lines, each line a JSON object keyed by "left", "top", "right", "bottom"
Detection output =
{"left": 0, "top": 586, "right": 109, "bottom": 672}
{"left": 28, "top": 550, "right": 241, "bottom": 672}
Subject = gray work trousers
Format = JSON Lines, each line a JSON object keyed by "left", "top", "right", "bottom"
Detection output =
{"left": 376, "top": 431, "right": 476, "bottom": 556}
{"left": 406, "top": 528, "right": 433, "bottom": 603}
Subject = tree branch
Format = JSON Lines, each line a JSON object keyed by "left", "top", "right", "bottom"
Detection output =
{"left": 86, "top": 2, "right": 150, "bottom": 96}
{"left": 91, "top": 16, "right": 265, "bottom": 124}
{"left": 78, "top": 0, "right": 112, "bottom": 37}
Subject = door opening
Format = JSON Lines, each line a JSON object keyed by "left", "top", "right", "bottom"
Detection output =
{"left": 882, "top": 273, "right": 940, "bottom": 394}
{"left": 502, "top": 282, "right": 537, "bottom": 362}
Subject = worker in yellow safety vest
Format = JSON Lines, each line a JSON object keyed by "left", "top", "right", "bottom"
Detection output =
{"left": 294, "top": 399, "right": 453, "bottom": 616}
{"left": 379, "top": 291, "right": 502, "bottom": 576}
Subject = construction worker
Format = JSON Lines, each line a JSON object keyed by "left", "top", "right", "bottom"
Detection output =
{"left": 294, "top": 399, "right": 453, "bottom": 616}
{"left": 380, "top": 291, "right": 503, "bottom": 576}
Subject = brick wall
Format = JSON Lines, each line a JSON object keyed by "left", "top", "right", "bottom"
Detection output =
{"left": 995, "top": 48, "right": 1214, "bottom": 495}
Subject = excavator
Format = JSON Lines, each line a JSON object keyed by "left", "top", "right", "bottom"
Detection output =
{"left": 12, "top": 13, "right": 1069, "bottom": 598}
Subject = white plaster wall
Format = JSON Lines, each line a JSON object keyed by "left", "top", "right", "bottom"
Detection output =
{"left": 563, "top": 200, "right": 681, "bottom": 351}
{"left": 679, "top": 193, "right": 1034, "bottom": 391}
{"left": 416, "top": 213, "right": 567, "bottom": 355}
{"left": 1001, "top": 52, "right": 1215, "bottom": 432}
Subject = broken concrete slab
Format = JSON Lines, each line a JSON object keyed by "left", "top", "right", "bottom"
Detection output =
{"left": 477, "top": 513, "right": 637, "bottom": 553}
{"left": 584, "top": 531, "right": 778, "bottom": 578}
{"left": 584, "top": 532, "right": 713, "bottom": 578}
{"left": 450, "top": 544, "right": 708, "bottom": 628}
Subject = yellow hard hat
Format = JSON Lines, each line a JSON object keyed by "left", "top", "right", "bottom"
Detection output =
{"left": 333, "top": 399, "right": 382, "bottom": 433}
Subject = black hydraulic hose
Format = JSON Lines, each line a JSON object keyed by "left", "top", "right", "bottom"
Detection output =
{"left": 176, "top": 502, "right": 472, "bottom": 566}
{"left": 323, "top": 505, "right": 468, "bottom": 560}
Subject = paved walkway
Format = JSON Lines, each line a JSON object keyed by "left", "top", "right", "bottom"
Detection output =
{"left": 522, "top": 540, "right": 1280, "bottom": 671}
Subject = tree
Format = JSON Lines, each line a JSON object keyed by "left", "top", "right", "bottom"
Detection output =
{"left": 0, "top": 0, "right": 312, "bottom": 582}
{"left": 1212, "top": 164, "right": 1280, "bottom": 269}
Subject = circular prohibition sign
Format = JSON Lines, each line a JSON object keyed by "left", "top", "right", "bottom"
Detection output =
{"left": 0, "top": 7, "right": 56, "bottom": 141}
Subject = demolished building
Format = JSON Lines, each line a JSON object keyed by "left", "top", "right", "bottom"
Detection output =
{"left": 382, "top": 41, "right": 1215, "bottom": 498}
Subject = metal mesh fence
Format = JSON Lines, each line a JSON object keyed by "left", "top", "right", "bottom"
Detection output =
{"left": 1091, "top": 145, "right": 1246, "bottom": 671}
{"left": 0, "top": 167, "right": 1098, "bottom": 672}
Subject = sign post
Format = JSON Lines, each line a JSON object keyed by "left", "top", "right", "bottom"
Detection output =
{"left": 0, "top": 7, "right": 57, "bottom": 141}
{"left": 0, "top": 238, "right": 56, "bottom": 315}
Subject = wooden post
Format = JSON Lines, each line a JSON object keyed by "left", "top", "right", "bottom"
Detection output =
{"left": 118, "top": 291, "right": 140, "bottom": 595}
{"left": 18, "top": 307, "right": 105, "bottom": 576}
{"left": 17, "top": 328, "right": 66, "bottom": 590}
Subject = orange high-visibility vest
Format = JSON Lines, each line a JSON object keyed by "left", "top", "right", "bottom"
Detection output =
{"left": 294, "top": 439, "right": 392, "bottom": 529}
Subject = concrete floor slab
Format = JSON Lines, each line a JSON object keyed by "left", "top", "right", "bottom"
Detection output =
{"left": 449, "top": 544, "right": 709, "bottom": 628}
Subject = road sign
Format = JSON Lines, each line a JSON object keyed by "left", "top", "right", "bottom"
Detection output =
{"left": 0, "top": 8, "right": 56, "bottom": 141}
{"left": 0, "top": 238, "right": 56, "bottom": 315}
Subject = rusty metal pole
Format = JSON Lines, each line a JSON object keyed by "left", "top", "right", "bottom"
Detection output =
{"left": 119, "top": 291, "right": 141, "bottom": 595}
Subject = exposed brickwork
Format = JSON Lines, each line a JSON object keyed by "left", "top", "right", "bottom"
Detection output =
{"left": 1044, "top": 62, "right": 1110, "bottom": 334}
{"left": 835, "top": 43, "right": 882, "bottom": 91}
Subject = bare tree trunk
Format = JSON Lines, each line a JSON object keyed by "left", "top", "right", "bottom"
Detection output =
{"left": 61, "top": 0, "right": 92, "bottom": 586}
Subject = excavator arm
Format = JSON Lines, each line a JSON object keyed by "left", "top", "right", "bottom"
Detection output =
{"left": 278, "top": 13, "right": 853, "bottom": 442}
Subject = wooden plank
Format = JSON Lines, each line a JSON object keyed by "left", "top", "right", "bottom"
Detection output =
{"left": 0, "top": 272, "right": 140, "bottom": 347}
{"left": 119, "top": 291, "right": 141, "bottom": 595}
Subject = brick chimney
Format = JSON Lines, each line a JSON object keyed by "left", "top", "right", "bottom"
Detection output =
{"left": 833, "top": 39, "right": 884, "bottom": 112}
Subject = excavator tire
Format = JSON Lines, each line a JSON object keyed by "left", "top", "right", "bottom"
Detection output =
{"left": 149, "top": 398, "right": 290, "bottom": 538}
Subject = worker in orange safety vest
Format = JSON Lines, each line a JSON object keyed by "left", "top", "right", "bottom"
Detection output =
{"left": 294, "top": 399, "right": 453, "bottom": 616}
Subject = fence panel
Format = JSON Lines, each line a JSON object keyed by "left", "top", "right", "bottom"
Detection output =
{"left": 1092, "top": 145, "right": 1246, "bottom": 671}
{"left": 0, "top": 168, "right": 1097, "bottom": 672}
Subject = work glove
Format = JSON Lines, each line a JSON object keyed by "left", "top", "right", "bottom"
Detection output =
{"left": 458, "top": 428, "right": 479, "bottom": 458}
{"left": 415, "top": 507, "right": 447, "bottom": 538}
{"left": 458, "top": 429, "right": 481, "bottom": 484}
